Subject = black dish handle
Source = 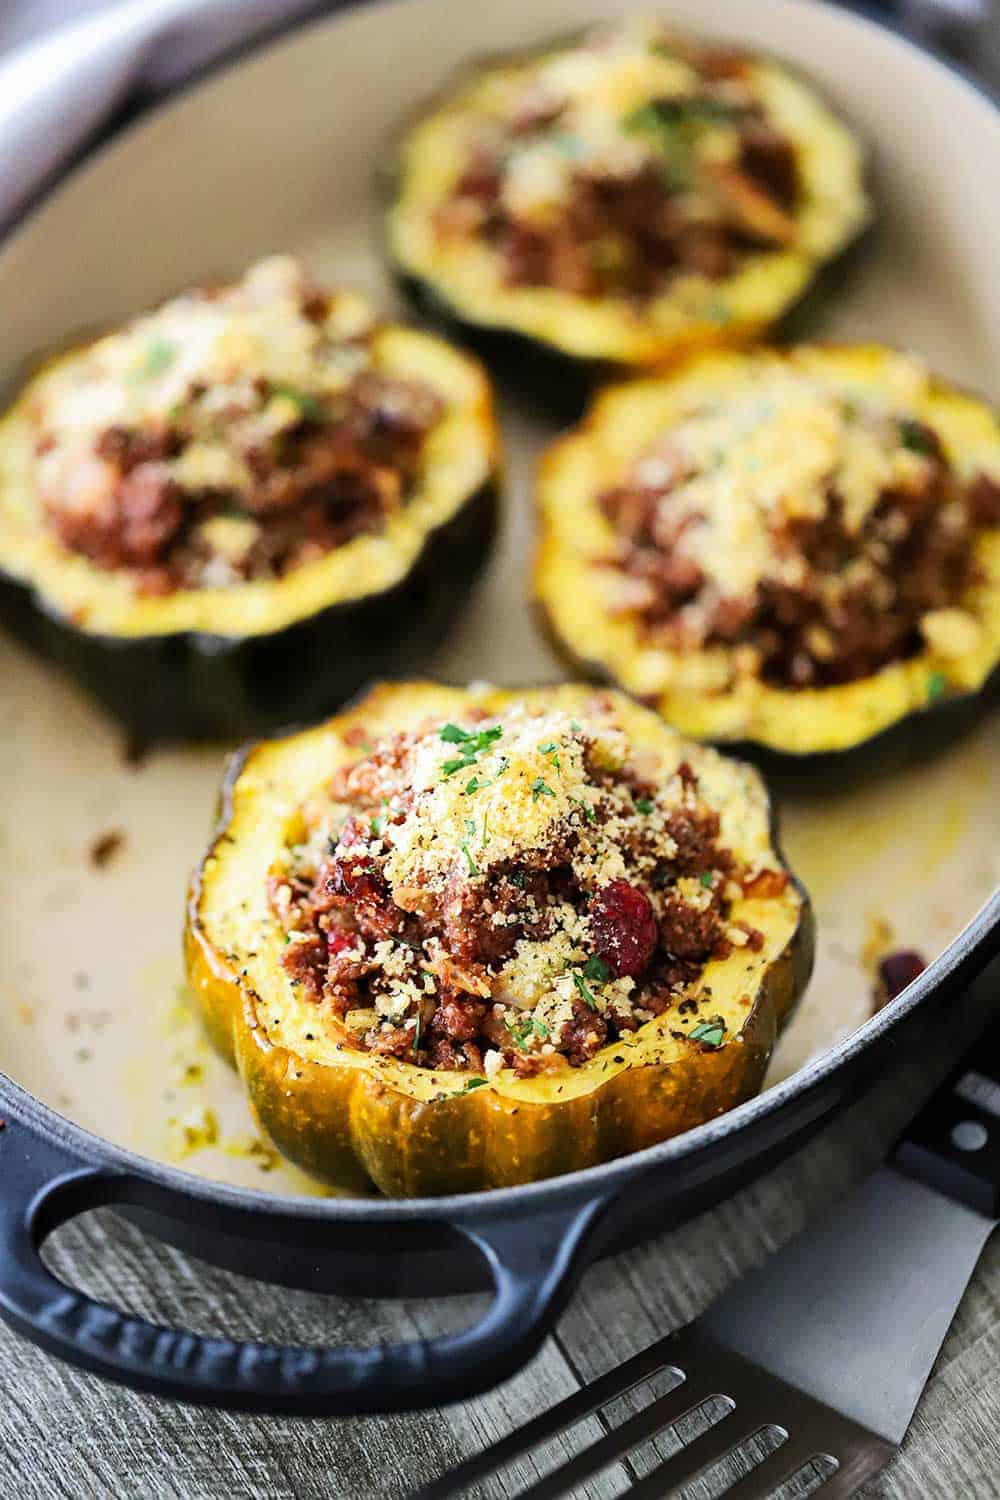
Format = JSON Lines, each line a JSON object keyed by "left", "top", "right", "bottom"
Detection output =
{"left": 0, "top": 1121, "right": 609, "bottom": 1415}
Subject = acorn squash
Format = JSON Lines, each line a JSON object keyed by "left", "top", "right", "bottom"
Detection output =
{"left": 387, "top": 17, "right": 870, "bottom": 408}
{"left": 535, "top": 345, "right": 1000, "bottom": 756}
{"left": 185, "top": 680, "right": 813, "bottom": 1196}
{"left": 0, "top": 259, "right": 501, "bottom": 743}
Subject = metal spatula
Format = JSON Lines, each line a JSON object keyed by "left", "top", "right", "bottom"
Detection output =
{"left": 415, "top": 1014, "right": 1000, "bottom": 1499}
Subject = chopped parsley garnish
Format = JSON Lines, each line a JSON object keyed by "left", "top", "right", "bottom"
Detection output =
{"left": 573, "top": 796, "right": 597, "bottom": 826}
{"left": 623, "top": 96, "right": 737, "bottom": 193}
{"left": 641, "top": 94, "right": 744, "bottom": 124}
{"left": 532, "top": 778, "right": 556, "bottom": 802}
{"left": 370, "top": 814, "right": 387, "bottom": 837}
{"left": 462, "top": 753, "right": 509, "bottom": 796}
{"left": 129, "top": 337, "right": 176, "bottom": 381}
{"left": 270, "top": 382, "right": 326, "bottom": 422}
{"left": 624, "top": 103, "right": 694, "bottom": 190}
{"left": 898, "top": 418, "right": 936, "bottom": 455}
{"left": 582, "top": 955, "right": 610, "bottom": 984}
{"left": 689, "top": 1020, "right": 726, "bottom": 1048}
{"left": 510, "top": 871, "right": 527, "bottom": 889}
{"left": 502, "top": 1011, "right": 551, "bottom": 1050}
{"left": 462, "top": 1077, "right": 488, "bottom": 1092}
{"left": 635, "top": 798, "right": 654, "bottom": 815}
{"left": 460, "top": 841, "right": 479, "bottom": 876}
{"left": 505, "top": 1014, "right": 528, "bottom": 1045}
{"left": 538, "top": 740, "right": 561, "bottom": 769}
{"left": 440, "top": 724, "right": 504, "bottom": 778}
{"left": 699, "top": 871, "right": 714, "bottom": 889}
{"left": 927, "top": 671, "right": 948, "bottom": 703}
{"left": 572, "top": 971, "right": 598, "bottom": 1010}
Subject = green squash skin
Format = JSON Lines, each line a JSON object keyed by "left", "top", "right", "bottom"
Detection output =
{"left": 0, "top": 476, "right": 499, "bottom": 745}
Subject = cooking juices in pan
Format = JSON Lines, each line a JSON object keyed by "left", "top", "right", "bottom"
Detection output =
{"left": 185, "top": 682, "right": 812, "bottom": 1195}
{"left": 0, "top": 255, "right": 501, "bottom": 741}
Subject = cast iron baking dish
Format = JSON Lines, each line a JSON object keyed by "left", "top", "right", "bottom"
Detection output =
{"left": 0, "top": 0, "right": 998, "bottom": 1414}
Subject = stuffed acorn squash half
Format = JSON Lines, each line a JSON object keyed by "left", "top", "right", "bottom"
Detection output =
{"left": 536, "top": 346, "right": 1000, "bottom": 756}
{"left": 387, "top": 16, "right": 870, "bottom": 403}
{"left": 185, "top": 680, "right": 813, "bottom": 1196}
{"left": 0, "top": 256, "right": 500, "bottom": 742}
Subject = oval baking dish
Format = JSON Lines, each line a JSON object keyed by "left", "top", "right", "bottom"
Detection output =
{"left": 0, "top": 256, "right": 501, "bottom": 742}
{"left": 387, "top": 16, "right": 870, "bottom": 405}
{"left": 186, "top": 680, "right": 813, "bottom": 1195}
{"left": 535, "top": 344, "right": 1000, "bottom": 755}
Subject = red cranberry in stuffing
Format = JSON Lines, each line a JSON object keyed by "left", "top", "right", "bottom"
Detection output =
{"left": 589, "top": 880, "right": 659, "bottom": 979}
{"left": 326, "top": 849, "right": 399, "bottom": 939}
{"left": 327, "top": 929, "right": 359, "bottom": 958}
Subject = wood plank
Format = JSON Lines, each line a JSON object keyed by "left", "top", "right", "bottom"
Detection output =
{"left": 0, "top": 1206, "right": 618, "bottom": 1500}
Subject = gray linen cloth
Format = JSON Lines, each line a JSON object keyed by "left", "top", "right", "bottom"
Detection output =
{"left": 0, "top": 0, "right": 334, "bottom": 236}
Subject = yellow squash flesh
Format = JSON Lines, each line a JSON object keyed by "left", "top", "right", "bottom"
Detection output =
{"left": 535, "top": 346, "right": 1000, "bottom": 756}
{"left": 185, "top": 681, "right": 813, "bottom": 1197}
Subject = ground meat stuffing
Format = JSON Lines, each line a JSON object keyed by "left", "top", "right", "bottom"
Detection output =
{"left": 434, "top": 20, "right": 801, "bottom": 301}
{"left": 32, "top": 257, "right": 445, "bottom": 594}
{"left": 597, "top": 360, "right": 996, "bottom": 688}
{"left": 267, "top": 698, "right": 783, "bottom": 1075}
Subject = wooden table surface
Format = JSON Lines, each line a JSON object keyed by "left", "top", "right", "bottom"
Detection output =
{"left": 3, "top": 965, "right": 999, "bottom": 1500}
